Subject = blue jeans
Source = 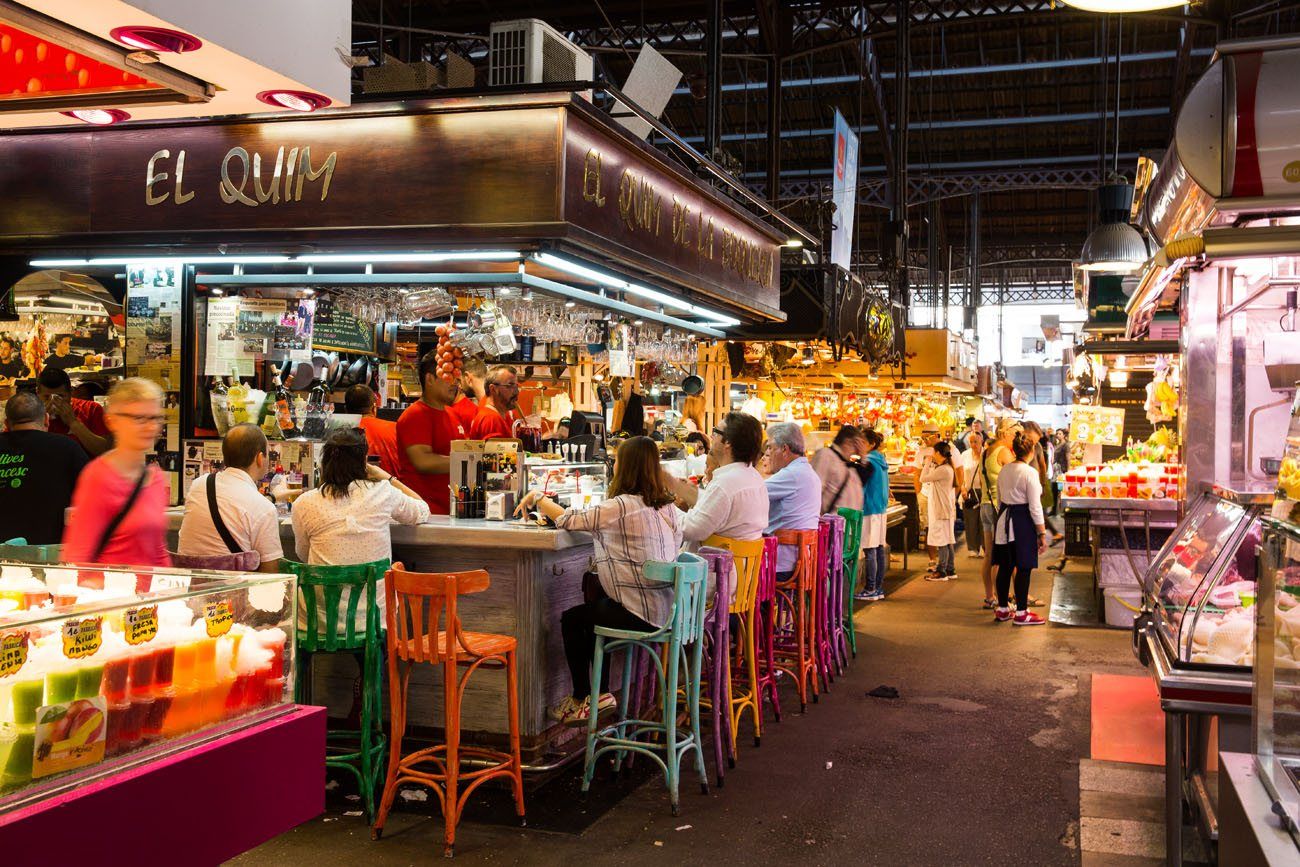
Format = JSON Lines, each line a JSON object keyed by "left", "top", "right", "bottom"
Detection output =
{"left": 862, "top": 546, "right": 887, "bottom": 595}
{"left": 936, "top": 544, "right": 956, "bottom": 575}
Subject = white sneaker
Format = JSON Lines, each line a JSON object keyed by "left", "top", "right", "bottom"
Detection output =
{"left": 550, "top": 695, "right": 591, "bottom": 726}
{"left": 869, "top": 592, "right": 885, "bottom": 601}
{"left": 596, "top": 692, "right": 617, "bottom": 712}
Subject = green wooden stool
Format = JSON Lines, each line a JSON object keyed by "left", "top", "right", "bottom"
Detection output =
{"left": 837, "top": 508, "right": 864, "bottom": 657}
{"left": 282, "top": 558, "right": 389, "bottom": 822}
{"left": 0, "top": 539, "right": 62, "bottom": 563}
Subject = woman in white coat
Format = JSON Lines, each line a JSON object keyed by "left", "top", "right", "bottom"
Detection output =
{"left": 920, "top": 441, "right": 958, "bottom": 581}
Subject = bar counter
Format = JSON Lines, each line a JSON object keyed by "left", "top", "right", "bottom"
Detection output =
{"left": 166, "top": 510, "right": 594, "bottom": 759}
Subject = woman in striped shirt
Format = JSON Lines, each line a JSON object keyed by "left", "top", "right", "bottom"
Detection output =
{"left": 517, "top": 436, "right": 684, "bottom": 726}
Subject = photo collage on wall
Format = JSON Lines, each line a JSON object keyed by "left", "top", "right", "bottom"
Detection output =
{"left": 125, "top": 263, "right": 184, "bottom": 502}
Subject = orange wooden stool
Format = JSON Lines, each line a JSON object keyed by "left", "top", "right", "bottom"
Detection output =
{"left": 772, "top": 529, "right": 820, "bottom": 712}
{"left": 371, "top": 564, "right": 525, "bottom": 857}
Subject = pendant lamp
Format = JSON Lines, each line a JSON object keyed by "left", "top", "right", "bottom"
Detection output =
{"left": 1079, "top": 181, "right": 1148, "bottom": 273}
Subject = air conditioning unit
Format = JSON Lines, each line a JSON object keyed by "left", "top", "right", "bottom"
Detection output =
{"left": 489, "top": 18, "right": 593, "bottom": 100}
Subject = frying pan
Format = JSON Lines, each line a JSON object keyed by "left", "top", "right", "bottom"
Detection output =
{"left": 339, "top": 356, "right": 367, "bottom": 388}
{"left": 681, "top": 374, "right": 704, "bottom": 396}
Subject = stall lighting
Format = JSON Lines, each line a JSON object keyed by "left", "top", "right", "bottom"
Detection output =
{"left": 29, "top": 255, "right": 290, "bottom": 267}
{"left": 533, "top": 252, "right": 743, "bottom": 326}
{"left": 293, "top": 251, "right": 520, "bottom": 264}
{"left": 109, "top": 26, "right": 203, "bottom": 53}
{"left": 784, "top": 239, "right": 804, "bottom": 248}
{"left": 1060, "top": 0, "right": 1186, "bottom": 10}
{"left": 256, "top": 90, "right": 331, "bottom": 112}
{"left": 60, "top": 109, "right": 130, "bottom": 126}
{"left": 1108, "top": 370, "right": 1130, "bottom": 388}
{"left": 564, "top": 300, "right": 576, "bottom": 308}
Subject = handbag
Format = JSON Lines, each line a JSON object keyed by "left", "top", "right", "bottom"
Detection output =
{"left": 90, "top": 467, "right": 149, "bottom": 563}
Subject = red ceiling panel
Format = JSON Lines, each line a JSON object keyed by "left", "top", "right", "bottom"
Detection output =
{"left": 0, "top": 22, "right": 158, "bottom": 101}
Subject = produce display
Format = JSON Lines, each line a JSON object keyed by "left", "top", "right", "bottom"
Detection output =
{"left": 1063, "top": 462, "right": 1183, "bottom": 500}
{"left": 433, "top": 322, "right": 465, "bottom": 383}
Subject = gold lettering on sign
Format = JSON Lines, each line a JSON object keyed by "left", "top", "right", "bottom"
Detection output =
{"left": 720, "top": 229, "right": 774, "bottom": 289}
{"left": 218, "top": 145, "right": 337, "bottom": 207}
{"left": 145, "top": 149, "right": 171, "bottom": 206}
{"left": 582, "top": 149, "right": 606, "bottom": 206}
{"left": 696, "top": 213, "right": 714, "bottom": 260}
{"left": 671, "top": 196, "right": 692, "bottom": 248}
{"left": 296, "top": 147, "right": 336, "bottom": 202}
{"left": 219, "top": 147, "right": 258, "bottom": 206}
{"left": 618, "top": 169, "right": 662, "bottom": 236}
{"left": 174, "top": 149, "right": 194, "bottom": 204}
{"left": 253, "top": 146, "right": 285, "bottom": 204}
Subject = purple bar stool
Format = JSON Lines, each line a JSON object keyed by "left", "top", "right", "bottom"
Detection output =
{"left": 755, "top": 536, "right": 781, "bottom": 726}
{"left": 698, "top": 546, "right": 736, "bottom": 787}
{"left": 813, "top": 520, "right": 835, "bottom": 692}
{"left": 819, "top": 514, "right": 849, "bottom": 675}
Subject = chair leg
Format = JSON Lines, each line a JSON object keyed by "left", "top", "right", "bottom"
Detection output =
{"left": 744, "top": 613, "right": 761, "bottom": 746}
{"left": 372, "top": 662, "right": 409, "bottom": 840}
{"left": 443, "top": 659, "right": 460, "bottom": 858}
{"left": 359, "top": 647, "right": 375, "bottom": 822}
{"left": 664, "top": 639, "right": 681, "bottom": 816}
{"left": 688, "top": 643, "right": 709, "bottom": 797}
{"left": 582, "top": 636, "right": 606, "bottom": 792}
{"left": 708, "top": 632, "right": 724, "bottom": 788}
{"left": 505, "top": 649, "right": 526, "bottom": 824}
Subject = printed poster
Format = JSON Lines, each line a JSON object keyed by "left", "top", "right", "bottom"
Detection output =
{"left": 181, "top": 438, "right": 225, "bottom": 500}
{"left": 31, "top": 697, "right": 108, "bottom": 779}
{"left": 830, "top": 109, "right": 859, "bottom": 271}
{"left": 204, "top": 296, "right": 252, "bottom": 376}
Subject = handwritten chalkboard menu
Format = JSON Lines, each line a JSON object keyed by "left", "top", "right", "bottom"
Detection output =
{"left": 312, "top": 298, "right": 375, "bottom": 355}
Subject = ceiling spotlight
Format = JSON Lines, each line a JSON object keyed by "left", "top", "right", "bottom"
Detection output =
{"left": 801, "top": 346, "right": 816, "bottom": 366}
{"left": 256, "top": 90, "right": 331, "bottom": 112}
{"left": 61, "top": 109, "right": 130, "bottom": 125}
{"left": 564, "top": 300, "right": 576, "bottom": 308}
{"left": 109, "top": 26, "right": 203, "bottom": 53}
{"left": 784, "top": 238, "right": 803, "bottom": 249}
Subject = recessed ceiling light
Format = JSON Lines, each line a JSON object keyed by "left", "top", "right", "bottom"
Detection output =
{"left": 61, "top": 109, "right": 130, "bottom": 125}
{"left": 256, "top": 90, "right": 331, "bottom": 112}
{"left": 109, "top": 26, "right": 203, "bottom": 54}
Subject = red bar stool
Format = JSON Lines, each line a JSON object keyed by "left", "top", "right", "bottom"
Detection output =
{"left": 371, "top": 564, "right": 525, "bottom": 857}
{"left": 772, "top": 529, "right": 820, "bottom": 712}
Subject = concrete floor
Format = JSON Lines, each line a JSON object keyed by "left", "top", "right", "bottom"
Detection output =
{"left": 234, "top": 549, "right": 1136, "bottom": 865}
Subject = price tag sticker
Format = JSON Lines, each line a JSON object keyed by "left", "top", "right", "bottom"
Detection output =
{"left": 61, "top": 617, "right": 103, "bottom": 660}
{"left": 0, "top": 630, "right": 28, "bottom": 677}
{"left": 124, "top": 606, "right": 159, "bottom": 646}
{"left": 203, "top": 600, "right": 234, "bottom": 638}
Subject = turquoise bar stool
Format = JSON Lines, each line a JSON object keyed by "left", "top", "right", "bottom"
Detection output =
{"left": 0, "top": 539, "right": 62, "bottom": 564}
{"left": 582, "top": 552, "right": 710, "bottom": 816}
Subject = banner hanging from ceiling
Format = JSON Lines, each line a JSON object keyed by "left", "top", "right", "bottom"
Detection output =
{"left": 830, "top": 109, "right": 859, "bottom": 271}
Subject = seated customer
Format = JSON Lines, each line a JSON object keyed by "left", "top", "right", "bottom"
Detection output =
{"left": 36, "top": 366, "right": 110, "bottom": 456}
{"left": 666, "top": 411, "right": 768, "bottom": 545}
{"left": 516, "top": 436, "right": 684, "bottom": 726}
{"left": 0, "top": 391, "right": 89, "bottom": 544}
{"left": 762, "top": 422, "right": 822, "bottom": 577}
{"left": 292, "top": 427, "right": 430, "bottom": 630}
{"left": 177, "top": 423, "right": 284, "bottom": 571}
{"left": 346, "top": 383, "right": 400, "bottom": 476}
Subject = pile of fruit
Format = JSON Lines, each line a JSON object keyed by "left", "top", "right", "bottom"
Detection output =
{"left": 433, "top": 323, "right": 464, "bottom": 383}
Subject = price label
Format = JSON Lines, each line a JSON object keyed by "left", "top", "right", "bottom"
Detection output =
{"left": 61, "top": 617, "right": 103, "bottom": 660}
{"left": 124, "top": 606, "right": 159, "bottom": 646}
{"left": 0, "top": 630, "right": 28, "bottom": 677}
{"left": 203, "top": 600, "right": 234, "bottom": 638}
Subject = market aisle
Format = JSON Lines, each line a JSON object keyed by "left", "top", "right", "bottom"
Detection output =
{"left": 234, "top": 549, "right": 1135, "bottom": 866}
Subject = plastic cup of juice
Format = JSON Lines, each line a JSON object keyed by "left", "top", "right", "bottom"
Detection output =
{"left": 194, "top": 638, "right": 218, "bottom": 687}
{"left": 101, "top": 656, "right": 130, "bottom": 703}
{"left": 152, "top": 645, "right": 176, "bottom": 690}
{"left": 202, "top": 679, "right": 234, "bottom": 725}
{"left": 45, "top": 668, "right": 79, "bottom": 706}
{"left": 127, "top": 649, "right": 157, "bottom": 697}
{"left": 105, "top": 701, "right": 131, "bottom": 756}
{"left": 259, "top": 631, "right": 287, "bottom": 680}
{"left": 173, "top": 642, "right": 198, "bottom": 688}
{"left": 165, "top": 687, "right": 200, "bottom": 736}
{"left": 124, "top": 696, "right": 151, "bottom": 749}
{"left": 75, "top": 663, "right": 104, "bottom": 700}
{"left": 10, "top": 679, "right": 44, "bottom": 725}
{"left": 226, "top": 633, "right": 244, "bottom": 675}
{"left": 1, "top": 725, "right": 34, "bottom": 786}
{"left": 225, "top": 674, "right": 250, "bottom": 715}
{"left": 143, "top": 694, "right": 171, "bottom": 739}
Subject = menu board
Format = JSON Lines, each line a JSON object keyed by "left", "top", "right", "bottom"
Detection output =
{"left": 312, "top": 298, "right": 375, "bottom": 355}
{"left": 1069, "top": 405, "right": 1124, "bottom": 446}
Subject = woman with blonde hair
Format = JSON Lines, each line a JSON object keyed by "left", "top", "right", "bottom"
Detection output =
{"left": 62, "top": 377, "right": 172, "bottom": 578}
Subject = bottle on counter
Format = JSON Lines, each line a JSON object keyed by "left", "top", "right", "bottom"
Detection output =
{"left": 274, "top": 381, "right": 300, "bottom": 438}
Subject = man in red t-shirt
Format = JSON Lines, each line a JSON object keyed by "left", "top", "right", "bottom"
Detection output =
{"left": 447, "top": 356, "right": 487, "bottom": 431}
{"left": 396, "top": 351, "right": 467, "bottom": 514}
{"left": 345, "top": 384, "right": 401, "bottom": 476}
{"left": 469, "top": 364, "right": 521, "bottom": 440}
{"left": 36, "top": 366, "right": 110, "bottom": 456}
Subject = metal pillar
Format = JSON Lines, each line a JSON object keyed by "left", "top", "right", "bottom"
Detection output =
{"left": 967, "top": 188, "right": 981, "bottom": 328}
{"left": 891, "top": 0, "right": 910, "bottom": 361}
{"left": 705, "top": 0, "right": 723, "bottom": 158}
{"left": 766, "top": 57, "right": 781, "bottom": 201}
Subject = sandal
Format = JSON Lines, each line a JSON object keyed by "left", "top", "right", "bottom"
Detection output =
{"left": 1025, "top": 595, "right": 1046, "bottom": 608}
{"left": 982, "top": 597, "right": 998, "bottom": 609}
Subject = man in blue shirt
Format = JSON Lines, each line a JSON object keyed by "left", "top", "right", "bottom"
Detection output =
{"left": 763, "top": 422, "right": 822, "bottom": 576}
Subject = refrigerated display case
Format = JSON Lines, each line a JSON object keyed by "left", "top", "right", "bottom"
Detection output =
{"left": 0, "top": 560, "right": 296, "bottom": 815}
{"left": 527, "top": 460, "right": 609, "bottom": 511}
{"left": 1251, "top": 516, "right": 1300, "bottom": 853}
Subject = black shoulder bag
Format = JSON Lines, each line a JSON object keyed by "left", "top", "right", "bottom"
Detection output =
{"left": 206, "top": 472, "right": 242, "bottom": 554}
{"left": 90, "top": 469, "right": 149, "bottom": 563}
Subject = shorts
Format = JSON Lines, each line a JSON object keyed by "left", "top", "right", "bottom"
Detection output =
{"left": 862, "top": 513, "right": 887, "bottom": 549}
{"left": 980, "top": 502, "right": 997, "bottom": 536}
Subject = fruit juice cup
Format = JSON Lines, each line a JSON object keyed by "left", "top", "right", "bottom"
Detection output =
{"left": 165, "top": 687, "right": 200, "bottom": 736}
{"left": 105, "top": 700, "right": 131, "bottom": 756}
{"left": 243, "top": 670, "right": 269, "bottom": 710}
{"left": 21, "top": 590, "right": 50, "bottom": 609}
{"left": 227, "top": 633, "right": 244, "bottom": 675}
{"left": 125, "top": 696, "right": 151, "bottom": 749}
{"left": 45, "top": 668, "right": 79, "bottom": 705}
{"left": 10, "top": 678, "right": 44, "bottom": 725}
{"left": 202, "top": 679, "right": 234, "bottom": 725}
{"left": 225, "top": 674, "right": 250, "bottom": 715}
{"left": 152, "top": 644, "right": 176, "bottom": 690}
{"left": 173, "top": 642, "right": 198, "bottom": 689}
{"left": 127, "top": 648, "right": 158, "bottom": 697}
{"left": 2, "top": 725, "right": 35, "bottom": 786}
{"left": 74, "top": 663, "right": 104, "bottom": 700}
{"left": 194, "top": 638, "right": 218, "bottom": 687}
{"left": 257, "top": 630, "right": 287, "bottom": 680}
{"left": 102, "top": 655, "right": 130, "bottom": 703}
{"left": 263, "top": 678, "right": 285, "bottom": 706}
{"left": 143, "top": 693, "right": 172, "bottom": 739}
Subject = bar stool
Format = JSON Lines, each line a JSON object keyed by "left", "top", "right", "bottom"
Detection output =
{"left": 820, "top": 514, "right": 849, "bottom": 675}
{"left": 583, "top": 553, "right": 709, "bottom": 816}
{"left": 773, "top": 529, "right": 820, "bottom": 712}
{"left": 282, "top": 558, "right": 390, "bottom": 822}
{"left": 372, "top": 564, "right": 525, "bottom": 856}
{"left": 837, "top": 508, "right": 864, "bottom": 658}
{"left": 0, "top": 539, "right": 61, "bottom": 563}
{"left": 754, "top": 536, "right": 781, "bottom": 730}
{"left": 703, "top": 535, "right": 767, "bottom": 749}
{"left": 696, "top": 546, "right": 734, "bottom": 788}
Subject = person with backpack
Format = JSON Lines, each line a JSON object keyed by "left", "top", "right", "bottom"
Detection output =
{"left": 811, "top": 424, "right": 866, "bottom": 515}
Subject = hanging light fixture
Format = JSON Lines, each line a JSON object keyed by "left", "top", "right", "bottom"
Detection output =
{"left": 1078, "top": 14, "right": 1150, "bottom": 274}
{"left": 1060, "top": 0, "right": 1186, "bottom": 11}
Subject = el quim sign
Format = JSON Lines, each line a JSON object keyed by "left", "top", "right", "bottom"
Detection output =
{"left": 144, "top": 146, "right": 337, "bottom": 208}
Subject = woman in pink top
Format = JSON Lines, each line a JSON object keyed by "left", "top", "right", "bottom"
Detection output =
{"left": 62, "top": 377, "right": 172, "bottom": 584}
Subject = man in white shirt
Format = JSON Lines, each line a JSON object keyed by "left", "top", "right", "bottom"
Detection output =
{"left": 668, "top": 411, "right": 768, "bottom": 545}
{"left": 762, "top": 422, "right": 821, "bottom": 576}
{"left": 178, "top": 424, "right": 284, "bottom": 571}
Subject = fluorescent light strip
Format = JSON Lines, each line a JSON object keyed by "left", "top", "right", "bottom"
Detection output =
{"left": 522, "top": 273, "right": 724, "bottom": 338}
{"left": 30, "top": 255, "right": 290, "bottom": 267}
{"left": 534, "top": 252, "right": 744, "bottom": 326}
{"left": 294, "top": 251, "right": 520, "bottom": 264}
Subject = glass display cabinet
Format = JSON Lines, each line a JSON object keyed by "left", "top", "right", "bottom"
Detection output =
{"left": 525, "top": 460, "right": 609, "bottom": 511}
{"left": 1253, "top": 516, "right": 1300, "bottom": 850}
{"left": 0, "top": 561, "right": 296, "bottom": 814}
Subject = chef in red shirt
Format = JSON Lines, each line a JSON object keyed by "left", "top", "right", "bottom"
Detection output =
{"left": 448, "top": 356, "right": 487, "bottom": 431}
{"left": 468, "top": 365, "right": 522, "bottom": 440}
{"left": 345, "top": 383, "right": 401, "bottom": 476}
{"left": 396, "top": 350, "right": 467, "bottom": 514}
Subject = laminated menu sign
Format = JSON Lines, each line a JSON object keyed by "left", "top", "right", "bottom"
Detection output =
{"left": 32, "top": 697, "right": 108, "bottom": 779}
{"left": 124, "top": 605, "right": 159, "bottom": 646}
{"left": 203, "top": 600, "right": 234, "bottom": 637}
{"left": 0, "top": 630, "right": 28, "bottom": 677}
{"left": 61, "top": 617, "right": 103, "bottom": 660}
{"left": 1069, "top": 406, "right": 1124, "bottom": 446}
